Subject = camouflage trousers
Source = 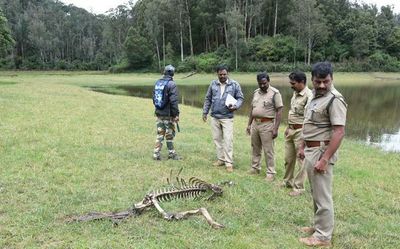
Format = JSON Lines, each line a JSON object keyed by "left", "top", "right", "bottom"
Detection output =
{"left": 153, "top": 117, "right": 176, "bottom": 157}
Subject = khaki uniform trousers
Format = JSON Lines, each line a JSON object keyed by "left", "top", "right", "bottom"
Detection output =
{"left": 211, "top": 117, "right": 234, "bottom": 166}
{"left": 305, "top": 144, "right": 337, "bottom": 241}
{"left": 283, "top": 127, "right": 307, "bottom": 190}
{"left": 251, "top": 121, "right": 275, "bottom": 175}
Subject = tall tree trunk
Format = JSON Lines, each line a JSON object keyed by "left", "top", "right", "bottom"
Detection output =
{"left": 273, "top": 0, "right": 278, "bottom": 37}
{"left": 162, "top": 24, "right": 165, "bottom": 67}
{"left": 307, "top": 37, "right": 312, "bottom": 65}
{"left": 205, "top": 30, "right": 210, "bottom": 52}
{"left": 235, "top": 28, "right": 238, "bottom": 70}
{"left": 155, "top": 38, "right": 161, "bottom": 71}
{"left": 244, "top": 0, "right": 248, "bottom": 42}
{"left": 248, "top": 16, "right": 253, "bottom": 39}
{"left": 185, "top": 0, "right": 194, "bottom": 56}
{"left": 215, "top": 29, "right": 219, "bottom": 48}
{"left": 179, "top": 9, "right": 184, "bottom": 62}
{"left": 224, "top": 20, "right": 229, "bottom": 48}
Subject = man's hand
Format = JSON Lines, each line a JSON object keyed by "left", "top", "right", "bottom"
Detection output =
{"left": 284, "top": 127, "right": 289, "bottom": 137}
{"left": 202, "top": 114, "right": 207, "bottom": 122}
{"left": 272, "top": 129, "right": 278, "bottom": 139}
{"left": 228, "top": 104, "right": 237, "bottom": 111}
{"left": 246, "top": 125, "right": 251, "bottom": 135}
{"left": 174, "top": 116, "right": 180, "bottom": 122}
{"left": 314, "top": 158, "right": 329, "bottom": 174}
{"left": 297, "top": 147, "right": 305, "bottom": 161}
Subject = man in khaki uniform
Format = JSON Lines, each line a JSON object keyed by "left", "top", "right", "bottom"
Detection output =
{"left": 247, "top": 72, "right": 283, "bottom": 182}
{"left": 298, "top": 62, "right": 347, "bottom": 247}
{"left": 282, "top": 71, "right": 313, "bottom": 196}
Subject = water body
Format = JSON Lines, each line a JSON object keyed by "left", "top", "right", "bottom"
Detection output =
{"left": 91, "top": 83, "right": 400, "bottom": 153}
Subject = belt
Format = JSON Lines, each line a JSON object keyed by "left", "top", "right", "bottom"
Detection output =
{"left": 305, "top": 140, "right": 330, "bottom": 147}
{"left": 289, "top": 124, "right": 303, "bottom": 129}
{"left": 254, "top": 117, "right": 274, "bottom": 123}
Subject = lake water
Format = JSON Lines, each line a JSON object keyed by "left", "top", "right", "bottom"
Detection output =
{"left": 91, "top": 83, "right": 400, "bottom": 153}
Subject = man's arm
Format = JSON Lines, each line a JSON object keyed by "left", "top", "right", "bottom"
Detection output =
{"left": 202, "top": 84, "right": 213, "bottom": 122}
{"left": 314, "top": 125, "right": 345, "bottom": 173}
{"left": 232, "top": 83, "right": 244, "bottom": 110}
{"left": 246, "top": 105, "right": 254, "bottom": 135}
{"left": 272, "top": 107, "right": 283, "bottom": 139}
{"left": 169, "top": 82, "right": 179, "bottom": 119}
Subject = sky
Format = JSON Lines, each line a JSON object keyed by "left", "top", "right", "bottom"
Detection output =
{"left": 352, "top": 0, "right": 400, "bottom": 13}
{"left": 60, "top": 0, "right": 400, "bottom": 15}
{"left": 60, "top": 0, "right": 133, "bottom": 14}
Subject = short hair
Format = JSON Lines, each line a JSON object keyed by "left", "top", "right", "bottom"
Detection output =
{"left": 257, "top": 72, "right": 270, "bottom": 81}
{"left": 311, "top": 62, "right": 333, "bottom": 78}
{"left": 216, "top": 64, "right": 228, "bottom": 72}
{"left": 289, "top": 71, "right": 307, "bottom": 84}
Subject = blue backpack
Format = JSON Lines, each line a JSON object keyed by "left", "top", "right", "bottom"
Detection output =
{"left": 153, "top": 79, "right": 170, "bottom": 109}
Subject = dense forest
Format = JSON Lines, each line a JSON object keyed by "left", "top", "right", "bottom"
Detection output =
{"left": 0, "top": 0, "right": 399, "bottom": 72}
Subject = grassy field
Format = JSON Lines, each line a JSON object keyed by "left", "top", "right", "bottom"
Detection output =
{"left": 1, "top": 70, "right": 400, "bottom": 87}
{"left": 0, "top": 71, "right": 399, "bottom": 248}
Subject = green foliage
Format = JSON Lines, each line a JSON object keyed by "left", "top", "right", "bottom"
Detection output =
{"left": 124, "top": 27, "right": 153, "bottom": 70}
{"left": 109, "top": 58, "right": 131, "bottom": 73}
{"left": 0, "top": 55, "right": 13, "bottom": 68}
{"left": 0, "top": 7, "right": 14, "bottom": 57}
{"left": 0, "top": 0, "right": 400, "bottom": 71}
{"left": 196, "top": 52, "right": 221, "bottom": 72}
{"left": 369, "top": 51, "right": 400, "bottom": 71}
{"left": 255, "top": 35, "right": 300, "bottom": 62}
{"left": 177, "top": 56, "right": 197, "bottom": 72}
{"left": 164, "top": 42, "right": 177, "bottom": 67}
{"left": 386, "top": 27, "right": 400, "bottom": 57}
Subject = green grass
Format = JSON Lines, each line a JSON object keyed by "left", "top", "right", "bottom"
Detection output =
{"left": 0, "top": 71, "right": 399, "bottom": 248}
{"left": 1, "top": 70, "right": 400, "bottom": 87}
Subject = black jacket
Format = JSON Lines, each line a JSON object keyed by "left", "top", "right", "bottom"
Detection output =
{"left": 154, "top": 75, "right": 180, "bottom": 118}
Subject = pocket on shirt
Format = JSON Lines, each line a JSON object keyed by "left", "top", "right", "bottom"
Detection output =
{"left": 311, "top": 107, "right": 327, "bottom": 122}
{"left": 263, "top": 100, "right": 274, "bottom": 109}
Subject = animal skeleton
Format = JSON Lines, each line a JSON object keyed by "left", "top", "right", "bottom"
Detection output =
{"left": 67, "top": 170, "right": 232, "bottom": 229}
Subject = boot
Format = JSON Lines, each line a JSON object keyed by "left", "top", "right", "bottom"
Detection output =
{"left": 168, "top": 153, "right": 181, "bottom": 160}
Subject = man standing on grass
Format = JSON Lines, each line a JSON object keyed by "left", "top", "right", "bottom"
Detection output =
{"left": 246, "top": 72, "right": 283, "bottom": 182}
{"left": 152, "top": 65, "right": 181, "bottom": 161}
{"left": 202, "top": 65, "right": 244, "bottom": 172}
{"left": 281, "top": 71, "right": 312, "bottom": 196}
{"left": 298, "top": 62, "right": 347, "bottom": 247}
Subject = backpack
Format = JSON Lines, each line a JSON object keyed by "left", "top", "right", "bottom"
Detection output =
{"left": 153, "top": 79, "right": 170, "bottom": 109}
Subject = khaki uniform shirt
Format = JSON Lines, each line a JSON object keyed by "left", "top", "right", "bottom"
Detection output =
{"left": 251, "top": 86, "right": 283, "bottom": 118}
{"left": 302, "top": 87, "right": 347, "bottom": 141}
{"left": 288, "top": 86, "right": 313, "bottom": 124}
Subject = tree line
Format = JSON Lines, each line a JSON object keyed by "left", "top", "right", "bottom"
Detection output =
{"left": 0, "top": 0, "right": 399, "bottom": 72}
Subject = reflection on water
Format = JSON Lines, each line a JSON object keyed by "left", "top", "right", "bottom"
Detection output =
{"left": 367, "top": 129, "right": 400, "bottom": 152}
{"left": 91, "top": 83, "right": 400, "bottom": 153}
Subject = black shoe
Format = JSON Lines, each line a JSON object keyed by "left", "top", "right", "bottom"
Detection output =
{"left": 168, "top": 153, "right": 181, "bottom": 160}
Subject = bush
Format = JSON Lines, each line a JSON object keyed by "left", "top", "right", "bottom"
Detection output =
{"left": 19, "top": 56, "right": 46, "bottom": 70}
{"left": 0, "top": 56, "right": 14, "bottom": 69}
{"left": 196, "top": 53, "right": 220, "bottom": 72}
{"left": 176, "top": 56, "right": 197, "bottom": 72}
{"left": 54, "top": 60, "right": 71, "bottom": 70}
{"left": 109, "top": 59, "right": 130, "bottom": 73}
{"left": 369, "top": 52, "right": 400, "bottom": 71}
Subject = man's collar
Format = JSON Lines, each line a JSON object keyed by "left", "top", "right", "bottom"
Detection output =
{"left": 258, "top": 86, "right": 269, "bottom": 94}
{"left": 296, "top": 87, "right": 308, "bottom": 96}
{"left": 218, "top": 79, "right": 230, "bottom": 85}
